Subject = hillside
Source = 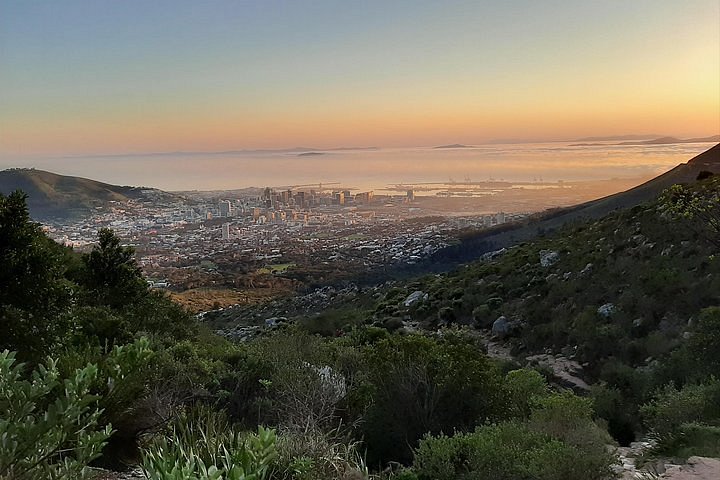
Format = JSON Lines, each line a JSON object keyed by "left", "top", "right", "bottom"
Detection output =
{"left": 618, "top": 135, "right": 720, "bottom": 145}
{"left": 416, "top": 144, "right": 720, "bottom": 268}
{"left": 572, "top": 136, "right": 720, "bottom": 146}
{"left": 0, "top": 168, "right": 176, "bottom": 220}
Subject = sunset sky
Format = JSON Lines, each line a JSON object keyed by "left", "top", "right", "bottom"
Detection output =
{"left": 1, "top": 0, "right": 718, "bottom": 157}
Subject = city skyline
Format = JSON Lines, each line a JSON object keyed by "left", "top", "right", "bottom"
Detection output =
{"left": 1, "top": 0, "right": 718, "bottom": 158}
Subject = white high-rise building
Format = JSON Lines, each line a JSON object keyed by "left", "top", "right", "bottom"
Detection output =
{"left": 221, "top": 223, "right": 231, "bottom": 240}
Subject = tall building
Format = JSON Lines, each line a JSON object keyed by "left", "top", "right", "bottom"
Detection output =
{"left": 406, "top": 189, "right": 415, "bottom": 201}
{"left": 219, "top": 200, "right": 232, "bottom": 217}
{"left": 334, "top": 191, "right": 345, "bottom": 205}
{"left": 221, "top": 223, "right": 231, "bottom": 240}
{"left": 355, "top": 191, "right": 374, "bottom": 204}
{"left": 294, "top": 191, "right": 305, "bottom": 208}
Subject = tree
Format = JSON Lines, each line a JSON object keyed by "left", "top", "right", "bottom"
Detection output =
{"left": 81, "top": 228, "right": 148, "bottom": 309}
{"left": 0, "top": 191, "right": 72, "bottom": 359}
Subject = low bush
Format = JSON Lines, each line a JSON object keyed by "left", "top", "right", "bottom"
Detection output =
{"left": 273, "top": 428, "right": 369, "bottom": 480}
{"left": 641, "top": 378, "right": 720, "bottom": 438}
{"left": 141, "top": 406, "right": 277, "bottom": 480}
{"left": 360, "top": 331, "right": 504, "bottom": 466}
{"left": 0, "top": 339, "right": 150, "bottom": 480}
{"left": 649, "top": 423, "right": 720, "bottom": 460}
{"left": 413, "top": 422, "right": 613, "bottom": 480}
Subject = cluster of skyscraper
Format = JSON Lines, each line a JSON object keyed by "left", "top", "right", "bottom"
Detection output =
{"left": 257, "top": 187, "right": 378, "bottom": 209}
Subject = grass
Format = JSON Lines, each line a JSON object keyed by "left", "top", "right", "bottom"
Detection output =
{"left": 258, "top": 263, "right": 297, "bottom": 274}
{"left": 170, "top": 287, "right": 287, "bottom": 313}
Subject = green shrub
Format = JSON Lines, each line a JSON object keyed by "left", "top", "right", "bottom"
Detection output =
{"left": 0, "top": 341, "right": 149, "bottom": 480}
{"left": 413, "top": 422, "right": 614, "bottom": 480}
{"left": 503, "top": 369, "right": 548, "bottom": 419}
{"left": 528, "top": 391, "right": 613, "bottom": 452}
{"left": 390, "top": 469, "right": 419, "bottom": 480}
{"left": 649, "top": 423, "right": 720, "bottom": 460}
{"left": 471, "top": 304, "right": 492, "bottom": 327}
{"left": 641, "top": 378, "right": 720, "bottom": 438}
{"left": 686, "top": 307, "right": 720, "bottom": 378}
{"left": 273, "top": 429, "right": 369, "bottom": 480}
{"left": 360, "top": 332, "right": 504, "bottom": 466}
{"left": 141, "top": 407, "right": 277, "bottom": 480}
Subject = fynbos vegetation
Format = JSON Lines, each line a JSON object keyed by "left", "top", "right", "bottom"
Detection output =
{"left": 1, "top": 169, "right": 719, "bottom": 479}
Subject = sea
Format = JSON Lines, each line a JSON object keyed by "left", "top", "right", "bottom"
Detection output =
{"left": 1, "top": 142, "right": 716, "bottom": 193}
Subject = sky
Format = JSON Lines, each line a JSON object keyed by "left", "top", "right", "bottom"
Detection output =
{"left": 1, "top": 0, "right": 719, "bottom": 157}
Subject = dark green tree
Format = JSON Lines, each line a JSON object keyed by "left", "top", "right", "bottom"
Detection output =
{"left": 80, "top": 228, "right": 148, "bottom": 309}
{"left": 0, "top": 191, "right": 72, "bottom": 360}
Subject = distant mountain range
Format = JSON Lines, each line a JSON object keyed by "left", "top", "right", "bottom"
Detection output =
{"left": 433, "top": 144, "right": 474, "bottom": 149}
{"left": 572, "top": 134, "right": 662, "bottom": 142}
{"left": 297, "top": 152, "right": 326, "bottom": 157}
{"left": 478, "top": 134, "right": 717, "bottom": 146}
{"left": 570, "top": 135, "right": 720, "bottom": 147}
{"left": 0, "top": 168, "right": 179, "bottom": 221}
{"left": 68, "top": 146, "right": 379, "bottom": 158}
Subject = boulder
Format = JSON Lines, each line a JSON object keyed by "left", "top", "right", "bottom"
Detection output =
{"left": 481, "top": 248, "right": 507, "bottom": 261}
{"left": 403, "top": 290, "right": 427, "bottom": 307}
{"left": 580, "top": 263, "right": 594, "bottom": 276}
{"left": 491, "top": 315, "right": 510, "bottom": 338}
{"left": 264, "top": 316, "right": 287, "bottom": 327}
{"left": 526, "top": 353, "right": 590, "bottom": 392}
{"left": 597, "top": 303, "right": 616, "bottom": 318}
{"left": 539, "top": 250, "right": 560, "bottom": 267}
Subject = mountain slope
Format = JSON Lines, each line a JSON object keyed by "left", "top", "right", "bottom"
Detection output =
{"left": 0, "top": 168, "right": 175, "bottom": 220}
{"left": 428, "top": 144, "right": 720, "bottom": 263}
{"left": 618, "top": 135, "right": 720, "bottom": 145}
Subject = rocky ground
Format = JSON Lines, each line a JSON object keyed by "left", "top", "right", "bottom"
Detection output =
{"left": 661, "top": 457, "right": 720, "bottom": 479}
{"left": 615, "top": 442, "right": 720, "bottom": 479}
{"left": 92, "top": 467, "right": 144, "bottom": 479}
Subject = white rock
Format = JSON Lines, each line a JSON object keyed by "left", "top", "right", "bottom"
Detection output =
{"left": 540, "top": 250, "right": 560, "bottom": 267}
{"left": 598, "top": 303, "right": 616, "bottom": 318}
{"left": 404, "top": 290, "right": 427, "bottom": 307}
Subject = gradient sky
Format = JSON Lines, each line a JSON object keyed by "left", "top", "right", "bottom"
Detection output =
{"left": 1, "top": 0, "right": 718, "bottom": 156}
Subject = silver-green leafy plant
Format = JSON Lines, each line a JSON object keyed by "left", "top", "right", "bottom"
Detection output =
{"left": 0, "top": 339, "right": 151, "bottom": 480}
{"left": 141, "top": 407, "right": 277, "bottom": 480}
